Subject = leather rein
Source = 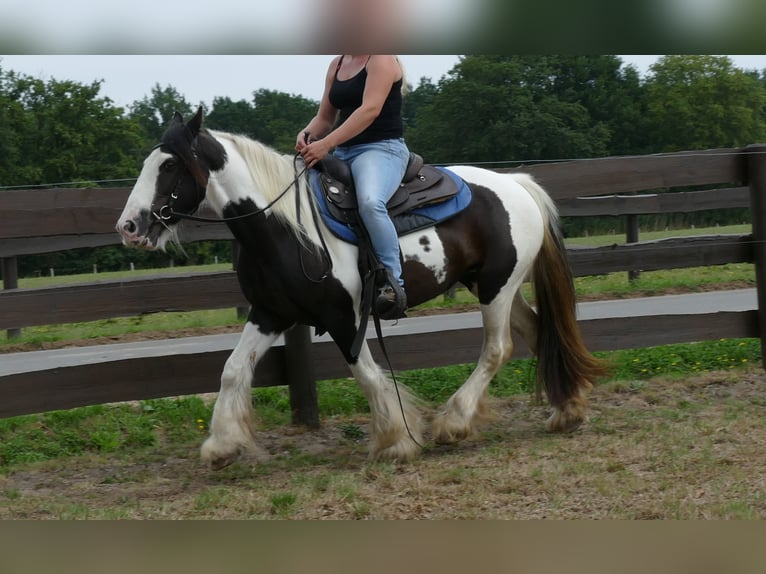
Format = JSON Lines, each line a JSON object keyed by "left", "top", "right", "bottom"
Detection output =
{"left": 151, "top": 146, "right": 308, "bottom": 226}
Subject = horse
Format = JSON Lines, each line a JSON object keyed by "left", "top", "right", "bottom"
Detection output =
{"left": 116, "top": 107, "right": 605, "bottom": 470}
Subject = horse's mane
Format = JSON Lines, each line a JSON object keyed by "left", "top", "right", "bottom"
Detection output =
{"left": 211, "top": 130, "right": 316, "bottom": 242}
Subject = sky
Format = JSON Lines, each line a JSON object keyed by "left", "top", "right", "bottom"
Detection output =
{"left": 1, "top": 55, "right": 765, "bottom": 111}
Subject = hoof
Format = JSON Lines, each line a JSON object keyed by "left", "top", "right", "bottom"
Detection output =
{"left": 200, "top": 437, "right": 245, "bottom": 471}
{"left": 545, "top": 410, "right": 586, "bottom": 433}
{"left": 209, "top": 451, "right": 242, "bottom": 471}
{"left": 431, "top": 412, "right": 472, "bottom": 445}
{"left": 370, "top": 437, "right": 422, "bottom": 463}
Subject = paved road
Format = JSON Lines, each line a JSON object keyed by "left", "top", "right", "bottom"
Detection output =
{"left": 0, "top": 288, "right": 757, "bottom": 377}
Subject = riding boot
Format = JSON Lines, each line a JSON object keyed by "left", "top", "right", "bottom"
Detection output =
{"left": 375, "top": 269, "right": 407, "bottom": 320}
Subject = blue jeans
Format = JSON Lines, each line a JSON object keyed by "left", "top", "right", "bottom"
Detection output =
{"left": 334, "top": 138, "right": 410, "bottom": 286}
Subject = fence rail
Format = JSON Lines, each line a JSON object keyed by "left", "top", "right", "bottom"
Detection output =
{"left": 1, "top": 145, "right": 764, "bottom": 421}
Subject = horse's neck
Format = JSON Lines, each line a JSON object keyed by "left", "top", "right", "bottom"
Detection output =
{"left": 207, "top": 138, "right": 295, "bottom": 215}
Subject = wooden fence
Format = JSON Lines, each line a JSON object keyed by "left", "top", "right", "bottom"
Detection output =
{"left": 1, "top": 145, "right": 764, "bottom": 422}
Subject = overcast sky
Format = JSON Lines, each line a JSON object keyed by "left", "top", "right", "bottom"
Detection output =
{"left": 1, "top": 55, "right": 765, "bottom": 110}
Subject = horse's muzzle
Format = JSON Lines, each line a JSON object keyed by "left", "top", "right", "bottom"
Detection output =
{"left": 116, "top": 214, "right": 158, "bottom": 249}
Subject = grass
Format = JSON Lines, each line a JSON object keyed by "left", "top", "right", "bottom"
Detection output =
{"left": 0, "top": 337, "right": 760, "bottom": 473}
{"left": 1, "top": 359, "right": 764, "bottom": 518}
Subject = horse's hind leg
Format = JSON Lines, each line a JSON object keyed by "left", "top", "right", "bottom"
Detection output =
{"left": 510, "top": 290, "right": 538, "bottom": 355}
{"left": 349, "top": 342, "right": 424, "bottom": 462}
{"left": 431, "top": 285, "right": 517, "bottom": 445}
{"left": 511, "top": 290, "right": 588, "bottom": 431}
{"left": 200, "top": 322, "right": 278, "bottom": 470}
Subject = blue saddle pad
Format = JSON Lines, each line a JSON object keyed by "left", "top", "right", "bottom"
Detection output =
{"left": 310, "top": 166, "right": 472, "bottom": 245}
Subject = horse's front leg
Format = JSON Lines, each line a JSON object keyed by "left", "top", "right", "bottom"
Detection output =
{"left": 201, "top": 321, "right": 279, "bottom": 470}
{"left": 347, "top": 342, "right": 425, "bottom": 462}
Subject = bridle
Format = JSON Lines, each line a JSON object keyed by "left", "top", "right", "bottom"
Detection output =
{"left": 150, "top": 142, "right": 308, "bottom": 227}
{"left": 149, "top": 142, "right": 332, "bottom": 281}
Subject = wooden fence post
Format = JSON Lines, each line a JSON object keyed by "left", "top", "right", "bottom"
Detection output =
{"left": 747, "top": 144, "right": 766, "bottom": 364}
{"left": 626, "top": 213, "right": 640, "bottom": 282}
{"left": 284, "top": 324, "right": 319, "bottom": 428}
{"left": 1, "top": 257, "right": 21, "bottom": 340}
{"left": 230, "top": 240, "right": 249, "bottom": 320}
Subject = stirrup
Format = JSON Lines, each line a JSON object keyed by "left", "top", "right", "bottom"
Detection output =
{"left": 375, "top": 272, "right": 407, "bottom": 320}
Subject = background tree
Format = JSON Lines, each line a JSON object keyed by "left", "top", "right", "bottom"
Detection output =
{"left": 644, "top": 55, "right": 766, "bottom": 152}
{"left": 405, "top": 55, "right": 618, "bottom": 165}
{"left": 206, "top": 90, "right": 317, "bottom": 153}
{"left": 205, "top": 96, "right": 257, "bottom": 136}
{"left": 402, "top": 76, "right": 440, "bottom": 133}
{"left": 0, "top": 68, "right": 143, "bottom": 187}
{"left": 128, "top": 84, "right": 195, "bottom": 144}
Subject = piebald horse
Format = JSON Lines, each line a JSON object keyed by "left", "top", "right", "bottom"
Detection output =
{"left": 117, "top": 108, "right": 604, "bottom": 469}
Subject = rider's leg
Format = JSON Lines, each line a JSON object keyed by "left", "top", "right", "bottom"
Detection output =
{"left": 334, "top": 139, "right": 410, "bottom": 317}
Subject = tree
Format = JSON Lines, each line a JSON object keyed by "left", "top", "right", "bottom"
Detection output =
{"left": 405, "top": 55, "right": 617, "bottom": 165}
{"left": 206, "top": 90, "right": 317, "bottom": 154}
{"left": 205, "top": 96, "right": 257, "bottom": 136}
{"left": 0, "top": 67, "right": 143, "bottom": 186}
{"left": 249, "top": 89, "right": 318, "bottom": 153}
{"left": 128, "top": 84, "right": 195, "bottom": 144}
{"left": 402, "top": 76, "right": 440, "bottom": 132}
{"left": 644, "top": 55, "right": 766, "bottom": 152}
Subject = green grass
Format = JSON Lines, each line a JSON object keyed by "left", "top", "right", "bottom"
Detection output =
{"left": 14, "top": 262, "right": 233, "bottom": 290}
{"left": 564, "top": 223, "right": 751, "bottom": 247}
{"left": 0, "top": 396, "right": 212, "bottom": 470}
{"left": 0, "top": 337, "right": 760, "bottom": 473}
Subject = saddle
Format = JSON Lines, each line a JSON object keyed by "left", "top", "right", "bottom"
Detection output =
{"left": 314, "top": 153, "right": 461, "bottom": 227}
{"left": 307, "top": 152, "right": 472, "bottom": 358}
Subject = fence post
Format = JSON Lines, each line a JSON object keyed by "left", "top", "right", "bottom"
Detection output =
{"left": 747, "top": 144, "right": 766, "bottom": 364}
{"left": 231, "top": 240, "right": 249, "bottom": 320}
{"left": 284, "top": 324, "right": 319, "bottom": 428}
{"left": 625, "top": 189, "right": 641, "bottom": 282}
{"left": 2, "top": 257, "right": 21, "bottom": 340}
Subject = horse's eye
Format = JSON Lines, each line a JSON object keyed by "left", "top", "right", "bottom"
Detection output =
{"left": 161, "top": 158, "right": 177, "bottom": 172}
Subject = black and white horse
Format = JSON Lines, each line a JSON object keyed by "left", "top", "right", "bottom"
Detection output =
{"left": 117, "top": 108, "right": 604, "bottom": 469}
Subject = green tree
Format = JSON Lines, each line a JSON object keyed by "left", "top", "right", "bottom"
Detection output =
{"left": 249, "top": 89, "right": 317, "bottom": 153}
{"left": 128, "top": 84, "right": 195, "bottom": 144}
{"left": 406, "top": 55, "right": 616, "bottom": 165}
{"left": 0, "top": 67, "right": 143, "bottom": 186}
{"left": 205, "top": 96, "right": 257, "bottom": 136}
{"left": 402, "top": 76, "right": 440, "bottom": 133}
{"left": 644, "top": 55, "right": 766, "bottom": 152}
{"left": 206, "top": 90, "right": 317, "bottom": 153}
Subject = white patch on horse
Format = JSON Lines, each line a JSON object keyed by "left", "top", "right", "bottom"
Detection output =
{"left": 400, "top": 228, "right": 448, "bottom": 283}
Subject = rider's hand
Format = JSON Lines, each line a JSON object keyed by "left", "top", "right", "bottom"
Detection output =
{"left": 295, "top": 131, "right": 310, "bottom": 152}
{"left": 300, "top": 138, "right": 332, "bottom": 168}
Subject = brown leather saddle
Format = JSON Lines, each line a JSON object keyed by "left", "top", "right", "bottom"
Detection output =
{"left": 315, "top": 153, "right": 461, "bottom": 225}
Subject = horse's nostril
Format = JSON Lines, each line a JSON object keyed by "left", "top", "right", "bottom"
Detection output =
{"left": 123, "top": 220, "right": 137, "bottom": 234}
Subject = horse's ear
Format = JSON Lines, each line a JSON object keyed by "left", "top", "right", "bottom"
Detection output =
{"left": 171, "top": 111, "right": 184, "bottom": 124}
{"left": 187, "top": 106, "right": 204, "bottom": 137}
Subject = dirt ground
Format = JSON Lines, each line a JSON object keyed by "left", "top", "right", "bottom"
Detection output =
{"left": 1, "top": 367, "right": 764, "bottom": 519}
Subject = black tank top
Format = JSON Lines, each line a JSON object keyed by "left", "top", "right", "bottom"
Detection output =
{"left": 328, "top": 57, "right": 404, "bottom": 147}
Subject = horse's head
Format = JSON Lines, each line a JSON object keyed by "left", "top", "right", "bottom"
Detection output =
{"left": 116, "top": 107, "right": 227, "bottom": 250}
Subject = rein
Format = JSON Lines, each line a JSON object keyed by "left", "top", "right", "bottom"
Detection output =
{"left": 152, "top": 149, "right": 334, "bottom": 282}
{"left": 154, "top": 155, "right": 308, "bottom": 225}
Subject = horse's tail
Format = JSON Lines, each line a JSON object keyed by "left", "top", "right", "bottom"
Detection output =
{"left": 514, "top": 174, "right": 607, "bottom": 411}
